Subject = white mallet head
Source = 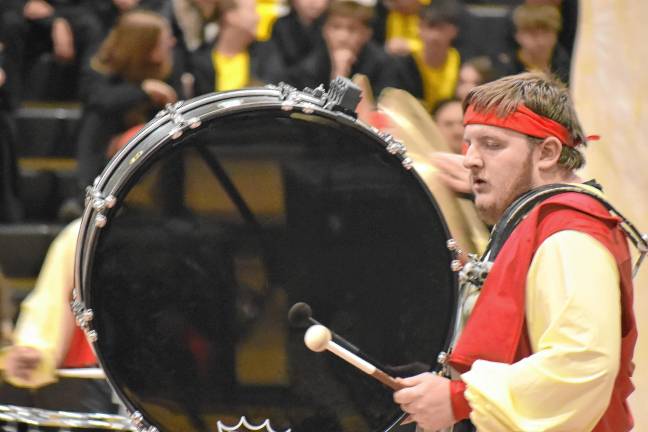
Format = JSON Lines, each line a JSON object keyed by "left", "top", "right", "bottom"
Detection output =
{"left": 304, "top": 324, "right": 332, "bottom": 352}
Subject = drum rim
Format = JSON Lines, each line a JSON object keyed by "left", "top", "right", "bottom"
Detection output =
{"left": 0, "top": 404, "right": 134, "bottom": 430}
{"left": 73, "top": 84, "right": 459, "bottom": 432}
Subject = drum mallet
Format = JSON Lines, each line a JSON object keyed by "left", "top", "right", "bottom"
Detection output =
{"left": 304, "top": 324, "right": 404, "bottom": 391}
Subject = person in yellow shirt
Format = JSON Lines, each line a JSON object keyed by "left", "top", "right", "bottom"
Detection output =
{"left": 0, "top": 219, "right": 117, "bottom": 413}
{"left": 393, "top": 72, "right": 639, "bottom": 431}
{"left": 372, "top": 0, "right": 430, "bottom": 56}
{"left": 188, "top": 0, "right": 286, "bottom": 96}
{"left": 398, "top": 1, "right": 461, "bottom": 112}
{"left": 286, "top": 0, "right": 402, "bottom": 100}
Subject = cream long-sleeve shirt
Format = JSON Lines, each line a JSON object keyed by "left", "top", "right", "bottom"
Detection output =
{"left": 0, "top": 219, "right": 80, "bottom": 388}
{"left": 461, "top": 230, "right": 622, "bottom": 431}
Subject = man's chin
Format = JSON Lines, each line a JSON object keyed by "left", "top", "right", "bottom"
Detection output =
{"left": 475, "top": 201, "right": 497, "bottom": 225}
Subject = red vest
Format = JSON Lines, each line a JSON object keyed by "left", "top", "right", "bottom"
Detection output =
{"left": 448, "top": 192, "right": 637, "bottom": 431}
{"left": 61, "top": 325, "right": 97, "bottom": 368}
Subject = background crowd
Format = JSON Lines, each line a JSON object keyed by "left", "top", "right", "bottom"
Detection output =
{"left": 0, "top": 0, "right": 577, "bottom": 223}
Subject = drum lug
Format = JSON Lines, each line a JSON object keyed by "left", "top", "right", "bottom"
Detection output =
{"left": 129, "top": 411, "right": 159, "bottom": 432}
{"left": 401, "top": 156, "right": 414, "bottom": 170}
{"left": 381, "top": 133, "right": 413, "bottom": 170}
{"left": 86, "top": 182, "right": 117, "bottom": 228}
{"left": 450, "top": 260, "right": 463, "bottom": 272}
{"left": 459, "top": 256, "right": 492, "bottom": 286}
{"left": 385, "top": 139, "right": 405, "bottom": 156}
{"left": 130, "top": 411, "right": 144, "bottom": 428}
{"left": 157, "top": 101, "right": 202, "bottom": 140}
{"left": 436, "top": 351, "right": 451, "bottom": 377}
{"left": 71, "top": 295, "right": 98, "bottom": 343}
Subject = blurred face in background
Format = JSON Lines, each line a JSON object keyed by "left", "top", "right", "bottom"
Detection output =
{"left": 323, "top": 14, "right": 371, "bottom": 56}
{"left": 292, "top": 0, "right": 329, "bottom": 25}
{"left": 149, "top": 23, "right": 175, "bottom": 65}
{"left": 419, "top": 21, "right": 457, "bottom": 53}
{"left": 434, "top": 100, "right": 465, "bottom": 154}
{"left": 223, "top": 0, "right": 259, "bottom": 39}
{"left": 515, "top": 27, "right": 557, "bottom": 60}
{"left": 93, "top": 11, "right": 173, "bottom": 82}
{"left": 456, "top": 63, "right": 483, "bottom": 101}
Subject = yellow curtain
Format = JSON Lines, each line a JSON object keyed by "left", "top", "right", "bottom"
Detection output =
{"left": 571, "top": 2, "right": 648, "bottom": 428}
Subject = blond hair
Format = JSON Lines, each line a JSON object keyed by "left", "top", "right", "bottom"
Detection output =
{"left": 513, "top": 4, "right": 562, "bottom": 33}
{"left": 327, "top": 1, "right": 375, "bottom": 26}
{"left": 92, "top": 10, "right": 172, "bottom": 83}
{"left": 463, "top": 72, "right": 586, "bottom": 170}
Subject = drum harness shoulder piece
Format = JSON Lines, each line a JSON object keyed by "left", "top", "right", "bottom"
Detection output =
{"left": 438, "top": 182, "right": 648, "bottom": 376}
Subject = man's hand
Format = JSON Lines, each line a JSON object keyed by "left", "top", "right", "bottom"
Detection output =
{"left": 52, "top": 18, "right": 75, "bottom": 62}
{"left": 3, "top": 346, "right": 43, "bottom": 382}
{"left": 23, "top": 0, "right": 54, "bottom": 20}
{"left": 385, "top": 37, "right": 412, "bottom": 56}
{"left": 0, "top": 68, "right": 6, "bottom": 88}
{"left": 393, "top": 372, "right": 456, "bottom": 431}
{"left": 142, "top": 79, "right": 178, "bottom": 107}
{"left": 431, "top": 152, "right": 472, "bottom": 195}
{"left": 330, "top": 47, "right": 356, "bottom": 79}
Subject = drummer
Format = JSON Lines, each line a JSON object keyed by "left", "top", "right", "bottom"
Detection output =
{"left": 394, "top": 71, "right": 637, "bottom": 431}
{"left": 0, "top": 216, "right": 116, "bottom": 413}
{"left": 0, "top": 131, "right": 140, "bottom": 413}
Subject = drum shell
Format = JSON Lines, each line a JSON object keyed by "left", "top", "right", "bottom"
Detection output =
{"left": 74, "top": 86, "right": 459, "bottom": 432}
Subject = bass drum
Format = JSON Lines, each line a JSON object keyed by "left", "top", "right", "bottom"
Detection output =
{"left": 74, "top": 83, "right": 458, "bottom": 432}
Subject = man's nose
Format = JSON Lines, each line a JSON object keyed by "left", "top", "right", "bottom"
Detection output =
{"left": 463, "top": 144, "right": 482, "bottom": 169}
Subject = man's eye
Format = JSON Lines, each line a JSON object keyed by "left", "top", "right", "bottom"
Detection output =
{"left": 485, "top": 140, "right": 500, "bottom": 148}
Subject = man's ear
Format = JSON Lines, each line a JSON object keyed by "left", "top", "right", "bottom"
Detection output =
{"left": 537, "top": 136, "right": 562, "bottom": 170}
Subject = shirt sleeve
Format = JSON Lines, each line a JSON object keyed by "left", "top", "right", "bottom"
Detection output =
{"left": 0, "top": 219, "right": 80, "bottom": 388}
{"left": 460, "top": 230, "right": 621, "bottom": 431}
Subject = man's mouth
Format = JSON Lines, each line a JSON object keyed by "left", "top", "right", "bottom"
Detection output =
{"left": 472, "top": 177, "right": 487, "bottom": 191}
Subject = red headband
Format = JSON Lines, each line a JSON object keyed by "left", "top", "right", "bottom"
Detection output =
{"left": 463, "top": 104, "right": 577, "bottom": 147}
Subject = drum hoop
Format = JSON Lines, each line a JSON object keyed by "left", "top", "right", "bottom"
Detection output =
{"left": 73, "top": 83, "right": 458, "bottom": 432}
{"left": 0, "top": 404, "right": 134, "bottom": 430}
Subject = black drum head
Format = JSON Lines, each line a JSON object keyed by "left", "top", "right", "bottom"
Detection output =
{"left": 88, "top": 110, "right": 456, "bottom": 432}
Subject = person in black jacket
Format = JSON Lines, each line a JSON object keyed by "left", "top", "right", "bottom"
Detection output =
{"left": 0, "top": 46, "right": 23, "bottom": 222}
{"left": 0, "top": 0, "right": 103, "bottom": 101}
{"left": 88, "top": 0, "right": 171, "bottom": 36}
{"left": 494, "top": 3, "right": 571, "bottom": 85}
{"left": 286, "top": 0, "right": 402, "bottom": 99}
{"left": 270, "top": 0, "right": 329, "bottom": 68}
{"left": 188, "top": 0, "right": 285, "bottom": 97}
{"left": 74, "top": 10, "right": 182, "bottom": 193}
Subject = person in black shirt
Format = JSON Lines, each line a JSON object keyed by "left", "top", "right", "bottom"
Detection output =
{"left": 494, "top": 3, "right": 571, "bottom": 85}
{"left": 0, "top": 46, "right": 23, "bottom": 221}
{"left": 286, "top": 0, "right": 402, "bottom": 99}
{"left": 270, "top": 0, "right": 329, "bottom": 68}
{"left": 0, "top": 0, "right": 103, "bottom": 101}
{"left": 75, "top": 10, "right": 181, "bottom": 191}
